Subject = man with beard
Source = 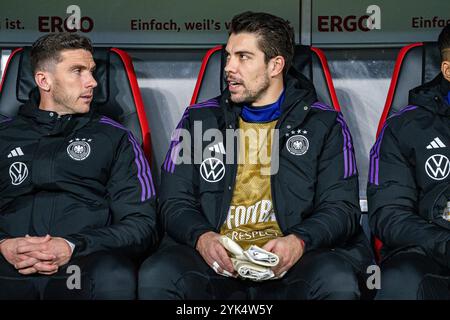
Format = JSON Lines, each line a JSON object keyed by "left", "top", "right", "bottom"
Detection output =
{"left": 368, "top": 25, "right": 450, "bottom": 299}
{"left": 139, "top": 11, "right": 373, "bottom": 299}
{"left": 0, "top": 33, "right": 158, "bottom": 299}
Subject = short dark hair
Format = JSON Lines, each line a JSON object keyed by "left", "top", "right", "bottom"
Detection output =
{"left": 31, "top": 33, "right": 93, "bottom": 74}
{"left": 229, "top": 11, "right": 295, "bottom": 77}
{"left": 438, "top": 24, "right": 450, "bottom": 61}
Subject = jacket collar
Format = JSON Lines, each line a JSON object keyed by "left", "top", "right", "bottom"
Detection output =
{"left": 408, "top": 73, "right": 450, "bottom": 116}
{"left": 18, "top": 87, "right": 94, "bottom": 136}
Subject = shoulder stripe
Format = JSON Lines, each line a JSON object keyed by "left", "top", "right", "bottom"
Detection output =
{"left": 390, "top": 105, "right": 418, "bottom": 117}
{"left": 0, "top": 116, "right": 12, "bottom": 124}
{"left": 99, "top": 117, "right": 155, "bottom": 201}
{"left": 368, "top": 105, "right": 418, "bottom": 185}
{"left": 336, "top": 113, "right": 357, "bottom": 178}
{"left": 163, "top": 98, "right": 220, "bottom": 174}
{"left": 311, "top": 101, "right": 335, "bottom": 111}
{"left": 189, "top": 97, "right": 220, "bottom": 109}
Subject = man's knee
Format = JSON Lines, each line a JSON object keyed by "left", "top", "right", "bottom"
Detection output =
{"left": 376, "top": 252, "right": 433, "bottom": 300}
{"left": 138, "top": 253, "right": 177, "bottom": 299}
{"left": 138, "top": 244, "right": 206, "bottom": 300}
{"left": 0, "top": 256, "right": 39, "bottom": 299}
{"left": 297, "top": 251, "right": 361, "bottom": 300}
{"left": 42, "top": 252, "right": 137, "bottom": 300}
{"left": 317, "top": 264, "right": 359, "bottom": 299}
{"left": 83, "top": 252, "right": 137, "bottom": 299}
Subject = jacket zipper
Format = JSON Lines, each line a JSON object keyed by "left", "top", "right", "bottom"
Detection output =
{"left": 48, "top": 117, "right": 66, "bottom": 229}
{"left": 216, "top": 115, "right": 240, "bottom": 230}
{"left": 270, "top": 98, "right": 304, "bottom": 232}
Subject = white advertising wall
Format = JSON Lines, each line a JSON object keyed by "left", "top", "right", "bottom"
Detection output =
{"left": 0, "top": 0, "right": 300, "bottom": 46}
{"left": 310, "top": 0, "right": 450, "bottom": 46}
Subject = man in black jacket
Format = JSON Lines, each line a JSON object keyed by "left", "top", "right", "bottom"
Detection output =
{"left": 368, "top": 25, "right": 450, "bottom": 299}
{"left": 0, "top": 33, "right": 158, "bottom": 299}
{"left": 139, "top": 11, "right": 373, "bottom": 300}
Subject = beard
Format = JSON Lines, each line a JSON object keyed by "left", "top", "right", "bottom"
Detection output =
{"left": 230, "top": 71, "right": 271, "bottom": 105}
{"left": 52, "top": 79, "right": 77, "bottom": 112}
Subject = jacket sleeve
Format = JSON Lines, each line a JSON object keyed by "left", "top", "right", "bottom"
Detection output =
{"left": 65, "top": 133, "right": 158, "bottom": 259}
{"left": 0, "top": 223, "right": 10, "bottom": 242}
{"left": 159, "top": 110, "right": 215, "bottom": 248}
{"left": 286, "top": 113, "right": 360, "bottom": 252}
{"left": 0, "top": 120, "right": 13, "bottom": 243}
{"left": 367, "top": 124, "right": 450, "bottom": 267}
{"left": 0, "top": 233, "right": 9, "bottom": 243}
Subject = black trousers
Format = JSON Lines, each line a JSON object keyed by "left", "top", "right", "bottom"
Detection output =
{"left": 0, "top": 251, "right": 137, "bottom": 300}
{"left": 138, "top": 239, "right": 368, "bottom": 300}
{"left": 376, "top": 249, "right": 450, "bottom": 300}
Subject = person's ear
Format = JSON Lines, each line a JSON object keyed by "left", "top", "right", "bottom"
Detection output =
{"left": 441, "top": 60, "right": 450, "bottom": 82}
{"left": 34, "top": 71, "right": 51, "bottom": 92}
{"left": 269, "top": 56, "right": 285, "bottom": 78}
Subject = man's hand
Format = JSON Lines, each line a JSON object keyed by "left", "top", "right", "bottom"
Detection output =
{"left": 262, "top": 234, "right": 305, "bottom": 277}
{"left": 196, "top": 231, "right": 236, "bottom": 277}
{"left": 0, "top": 235, "right": 57, "bottom": 275}
{"left": 15, "top": 236, "right": 73, "bottom": 275}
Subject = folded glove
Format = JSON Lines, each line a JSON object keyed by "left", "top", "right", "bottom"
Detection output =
{"left": 244, "top": 245, "right": 280, "bottom": 267}
{"left": 443, "top": 201, "right": 450, "bottom": 221}
{"left": 231, "top": 258, "right": 275, "bottom": 281}
{"left": 219, "top": 236, "right": 281, "bottom": 281}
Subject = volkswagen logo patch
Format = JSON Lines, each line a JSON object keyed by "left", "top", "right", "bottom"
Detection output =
{"left": 9, "top": 162, "right": 28, "bottom": 186}
{"left": 425, "top": 154, "right": 450, "bottom": 181}
{"left": 67, "top": 139, "right": 91, "bottom": 161}
{"left": 200, "top": 157, "right": 225, "bottom": 183}
{"left": 286, "top": 135, "right": 309, "bottom": 156}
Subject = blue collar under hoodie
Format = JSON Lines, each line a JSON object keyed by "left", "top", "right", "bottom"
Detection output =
{"left": 240, "top": 90, "right": 285, "bottom": 123}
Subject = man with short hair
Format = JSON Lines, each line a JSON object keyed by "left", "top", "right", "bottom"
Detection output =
{"left": 0, "top": 33, "right": 158, "bottom": 299}
{"left": 368, "top": 25, "right": 450, "bottom": 299}
{"left": 139, "top": 11, "right": 373, "bottom": 300}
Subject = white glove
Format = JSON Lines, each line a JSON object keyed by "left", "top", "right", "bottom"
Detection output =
{"left": 244, "top": 245, "right": 279, "bottom": 267}
{"left": 231, "top": 258, "right": 275, "bottom": 281}
{"left": 219, "top": 236, "right": 282, "bottom": 282}
{"left": 219, "top": 235, "right": 246, "bottom": 259}
{"left": 443, "top": 201, "right": 450, "bottom": 221}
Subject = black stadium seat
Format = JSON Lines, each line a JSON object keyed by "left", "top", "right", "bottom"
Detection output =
{"left": 0, "top": 47, "right": 152, "bottom": 161}
{"left": 191, "top": 44, "right": 342, "bottom": 111}
{"left": 377, "top": 42, "right": 440, "bottom": 135}
{"left": 373, "top": 42, "right": 441, "bottom": 259}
